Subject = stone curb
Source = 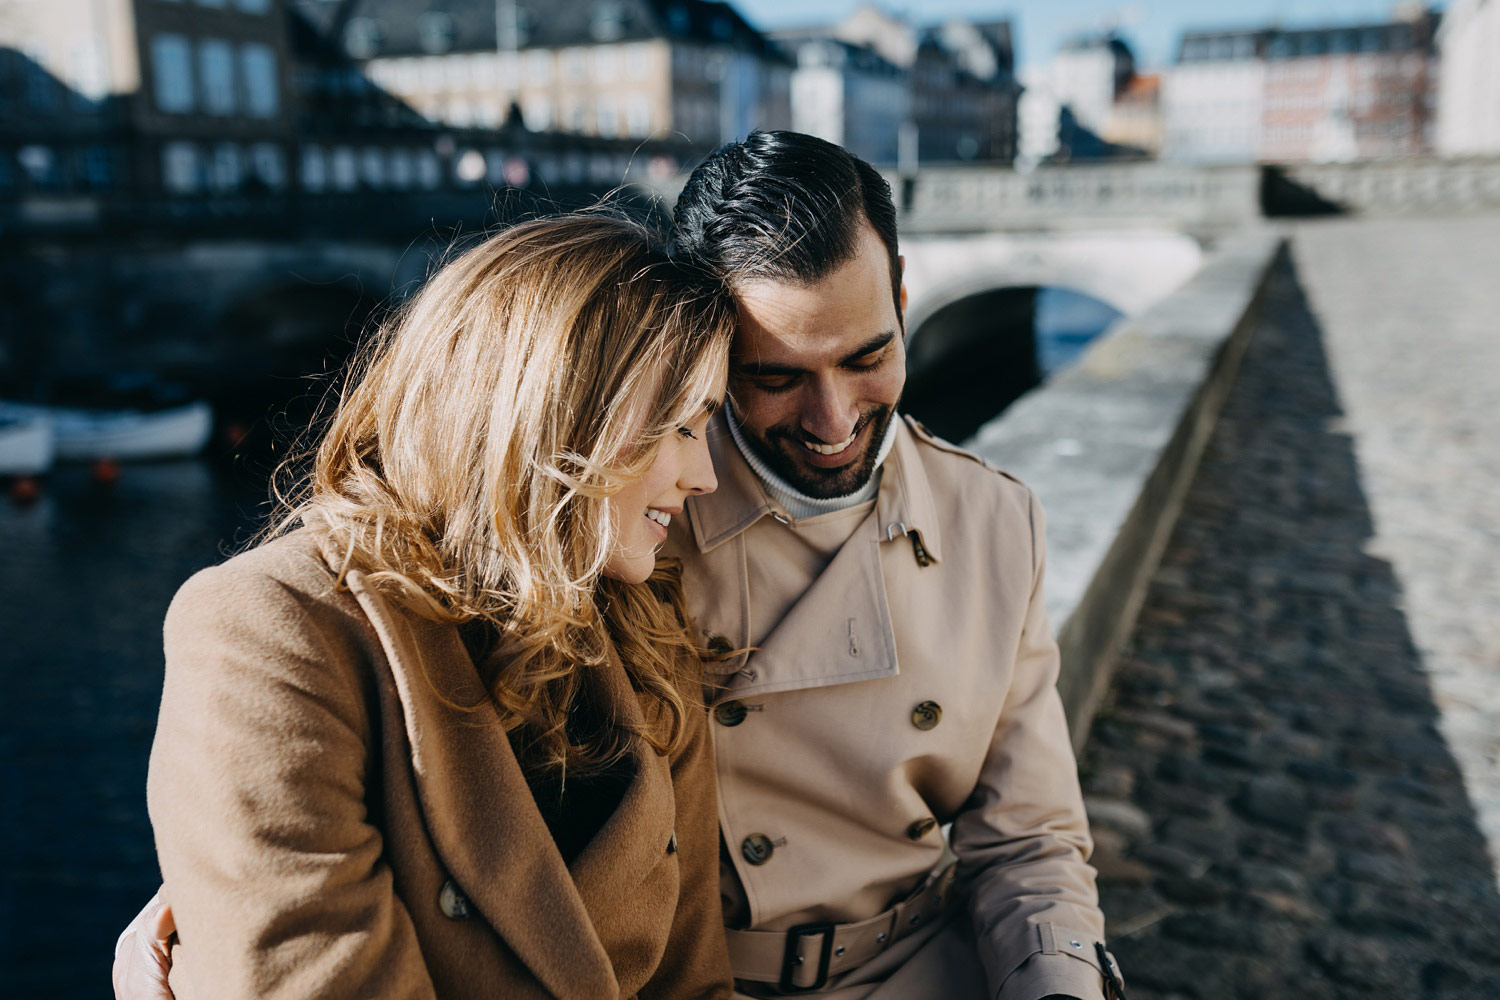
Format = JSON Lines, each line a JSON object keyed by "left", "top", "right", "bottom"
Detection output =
{"left": 968, "top": 232, "right": 1285, "bottom": 751}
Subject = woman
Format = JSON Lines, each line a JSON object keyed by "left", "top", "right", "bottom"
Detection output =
{"left": 125, "top": 214, "right": 736, "bottom": 999}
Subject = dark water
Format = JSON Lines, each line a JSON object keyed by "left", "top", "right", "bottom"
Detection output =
{"left": 1035, "top": 286, "right": 1124, "bottom": 375}
{"left": 1, "top": 461, "right": 270, "bottom": 996}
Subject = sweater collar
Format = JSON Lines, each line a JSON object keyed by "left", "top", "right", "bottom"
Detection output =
{"left": 687, "top": 412, "right": 943, "bottom": 565}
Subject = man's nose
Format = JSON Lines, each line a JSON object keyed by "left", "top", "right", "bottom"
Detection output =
{"left": 800, "top": 378, "right": 857, "bottom": 443}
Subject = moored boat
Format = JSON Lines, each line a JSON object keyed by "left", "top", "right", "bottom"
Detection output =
{"left": 0, "top": 413, "right": 55, "bottom": 476}
{"left": 0, "top": 400, "right": 212, "bottom": 462}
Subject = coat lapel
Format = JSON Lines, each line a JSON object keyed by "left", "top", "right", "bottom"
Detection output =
{"left": 344, "top": 570, "right": 619, "bottom": 1000}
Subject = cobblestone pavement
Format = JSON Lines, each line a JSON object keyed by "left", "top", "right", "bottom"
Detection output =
{"left": 1291, "top": 216, "right": 1500, "bottom": 866}
{"left": 1082, "top": 230, "right": 1500, "bottom": 999}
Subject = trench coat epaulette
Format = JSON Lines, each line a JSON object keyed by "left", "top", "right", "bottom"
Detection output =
{"left": 902, "top": 414, "right": 1027, "bottom": 488}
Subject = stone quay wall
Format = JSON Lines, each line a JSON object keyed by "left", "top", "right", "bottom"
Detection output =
{"left": 968, "top": 234, "right": 1284, "bottom": 749}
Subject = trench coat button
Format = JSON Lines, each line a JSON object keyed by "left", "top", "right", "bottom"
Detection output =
{"left": 706, "top": 634, "right": 734, "bottom": 658}
{"left": 438, "top": 879, "right": 471, "bottom": 920}
{"left": 715, "top": 700, "right": 749, "bottom": 727}
{"left": 741, "top": 833, "right": 775, "bottom": 866}
{"left": 911, "top": 701, "right": 942, "bottom": 731}
{"left": 907, "top": 817, "right": 938, "bottom": 840}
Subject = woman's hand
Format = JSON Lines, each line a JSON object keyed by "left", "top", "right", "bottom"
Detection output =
{"left": 112, "top": 890, "right": 176, "bottom": 1000}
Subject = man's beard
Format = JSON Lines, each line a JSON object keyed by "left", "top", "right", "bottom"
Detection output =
{"left": 741, "top": 403, "right": 897, "bottom": 500}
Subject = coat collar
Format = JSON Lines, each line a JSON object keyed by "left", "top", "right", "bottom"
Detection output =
{"left": 689, "top": 413, "right": 943, "bottom": 565}
{"left": 326, "top": 539, "right": 676, "bottom": 1000}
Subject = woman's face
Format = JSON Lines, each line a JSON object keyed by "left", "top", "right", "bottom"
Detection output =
{"left": 603, "top": 405, "right": 719, "bottom": 584}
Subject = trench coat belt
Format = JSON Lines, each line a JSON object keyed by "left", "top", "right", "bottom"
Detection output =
{"left": 725, "top": 861, "right": 960, "bottom": 990}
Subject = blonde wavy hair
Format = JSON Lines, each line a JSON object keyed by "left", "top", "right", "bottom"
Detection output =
{"left": 271, "top": 212, "right": 735, "bottom": 777}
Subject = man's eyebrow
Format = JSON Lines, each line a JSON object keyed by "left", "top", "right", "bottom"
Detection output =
{"left": 732, "top": 331, "right": 897, "bottom": 378}
{"left": 838, "top": 331, "right": 896, "bottom": 367}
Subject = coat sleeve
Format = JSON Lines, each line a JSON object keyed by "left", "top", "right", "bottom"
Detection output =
{"left": 147, "top": 560, "right": 437, "bottom": 1000}
{"left": 948, "top": 490, "right": 1113, "bottom": 1000}
{"left": 638, "top": 701, "right": 735, "bottom": 1000}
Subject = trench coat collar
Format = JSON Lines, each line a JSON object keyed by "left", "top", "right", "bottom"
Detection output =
{"left": 324, "top": 538, "right": 674, "bottom": 1000}
{"left": 688, "top": 412, "right": 944, "bottom": 564}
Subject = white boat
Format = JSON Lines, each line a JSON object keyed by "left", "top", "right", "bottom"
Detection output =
{"left": 0, "top": 412, "right": 55, "bottom": 476}
{"left": 0, "top": 400, "right": 212, "bottom": 462}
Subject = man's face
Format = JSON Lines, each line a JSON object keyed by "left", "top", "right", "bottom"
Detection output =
{"left": 729, "top": 222, "right": 907, "bottom": 499}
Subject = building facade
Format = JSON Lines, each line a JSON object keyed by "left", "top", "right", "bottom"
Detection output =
{"left": 783, "top": 4, "right": 1019, "bottom": 166}
{"left": 344, "top": 0, "right": 790, "bottom": 148}
{"left": 1436, "top": 0, "right": 1500, "bottom": 155}
{"left": 1162, "top": 31, "right": 1266, "bottom": 164}
{"left": 0, "top": 0, "right": 296, "bottom": 200}
{"left": 1164, "top": 8, "right": 1440, "bottom": 165}
{"left": 778, "top": 37, "right": 906, "bottom": 165}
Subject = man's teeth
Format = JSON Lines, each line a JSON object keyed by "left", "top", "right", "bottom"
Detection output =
{"left": 646, "top": 509, "right": 672, "bottom": 527}
{"left": 802, "top": 430, "right": 857, "bottom": 456}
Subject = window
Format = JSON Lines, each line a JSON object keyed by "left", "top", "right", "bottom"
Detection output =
{"left": 418, "top": 13, "right": 455, "bottom": 55}
{"left": 198, "top": 39, "right": 236, "bottom": 114}
{"left": 344, "top": 18, "right": 383, "bottom": 60}
{"left": 522, "top": 97, "right": 552, "bottom": 130}
{"left": 300, "top": 145, "right": 327, "bottom": 191}
{"left": 208, "top": 142, "right": 240, "bottom": 191}
{"left": 331, "top": 147, "right": 358, "bottom": 191}
{"left": 416, "top": 150, "right": 442, "bottom": 189}
{"left": 525, "top": 50, "right": 552, "bottom": 83}
{"left": 233, "top": 0, "right": 272, "bottom": 12}
{"left": 239, "top": 43, "right": 278, "bottom": 117}
{"left": 388, "top": 149, "right": 414, "bottom": 189}
{"left": 565, "top": 100, "right": 586, "bottom": 131}
{"left": 498, "top": 52, "right": 519, "bottom": 88}
{"left": 162, "top": 141, "right": 200, "bottom": 193}
{"left": 360, "top": 147, "right": 385, "bottom": 188}
{"left": 563, "top": 48, "right": 586, "bottom": 78}
{"left": 626, "top": 95, "right": 651, "bottom": 135}
{"left": 594, "top": 45, "right": 617, "bottom": 82}
{"left": 625, "top": 43, "right": 650, "bottom": 79}
{"left": 596, "top": 96, "right": 618, "bottom": 135}
{"left": 249, "top": 143, "right": 286, "bottom": 189}
{"left": 152, "top": 34, "right": 195, "bottom": 113}
{"left": 194, "top": 0, "right": 227, "bottom": 8}
{"left": 81, "top": 146, "right": 116, "bottom": 189}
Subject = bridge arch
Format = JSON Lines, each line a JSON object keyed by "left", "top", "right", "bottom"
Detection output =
{"left": 901, "top": 230, "right": 1202, "bottom": 340}
{"left": 896, "top": 231, "right": 1202, "bottom": 442}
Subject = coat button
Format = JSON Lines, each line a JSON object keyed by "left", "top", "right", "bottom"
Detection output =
{"left": 706, "top": 634, "right": 734, "bottom": 658}
{"left": 715, "top": 700, "right": 749, "bottom": 727}
{"left": 907, "top": 817, "right": 938, "bottom": 840}
{"left": 911, "top": 701, "right": 942, "bottom": 730}
{"left": 438, "top": 879, "right": 471, "bottom": 920}
{"left": 741, "top": 833, "right": 775, "bottom": 866}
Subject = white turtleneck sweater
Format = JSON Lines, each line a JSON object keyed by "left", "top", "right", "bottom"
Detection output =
{"left": 724, "top": 405, "right": 899, "bottom": 521}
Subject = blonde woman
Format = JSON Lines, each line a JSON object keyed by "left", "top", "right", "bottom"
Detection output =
{"left": 130, "top": 214, "right": 736, "bottom": 999}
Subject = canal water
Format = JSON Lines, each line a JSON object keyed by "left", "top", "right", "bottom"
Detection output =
{"left": 1, "top": 461, "right": 269, "bottom": 995}
{"left": 0, "top": 298, "right": 1121, "bottom": 995}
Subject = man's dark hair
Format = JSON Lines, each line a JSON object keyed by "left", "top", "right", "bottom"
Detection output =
{"left": 671, "top": 130, "right": 902, "bottom": 319}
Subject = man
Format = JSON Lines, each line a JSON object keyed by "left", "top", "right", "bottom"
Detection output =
{"left": 663, "top": 131, "right": 1117, "bottom": 1000}
{"left": 115, "top": 132, "right": 1120, "bottom": 1000}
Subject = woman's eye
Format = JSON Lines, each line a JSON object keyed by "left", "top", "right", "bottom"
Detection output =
{"left": 678, "top": 427, "right": 698, "bottom": 440}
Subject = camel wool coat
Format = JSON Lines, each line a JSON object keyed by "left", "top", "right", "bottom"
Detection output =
{"left": 146, "top": 529, "right": 733, "bottom": 1000}
{"left": 662, "top": 415, "right": 1111, "bottom": 1000}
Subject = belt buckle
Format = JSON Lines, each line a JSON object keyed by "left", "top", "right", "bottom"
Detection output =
{"left": 779, "top": 921, "right": 836, "bottom": 993}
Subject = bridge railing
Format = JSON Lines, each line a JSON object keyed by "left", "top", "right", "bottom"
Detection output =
{"left": 889, "top": 162, "right": 1264, "bottom": 234}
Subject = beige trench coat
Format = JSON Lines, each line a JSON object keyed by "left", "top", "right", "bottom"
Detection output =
{"left": 147, "top": 530, "right": 732, "bottom": 1000}
{"left": 663, "top": 415, "right": 1112, "bottom": 1000}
